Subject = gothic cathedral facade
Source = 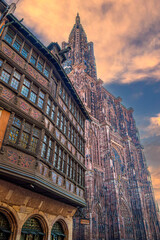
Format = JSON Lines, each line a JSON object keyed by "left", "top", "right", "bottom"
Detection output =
{"left": 62, "top": 14, "right": 160, "bottom": 240}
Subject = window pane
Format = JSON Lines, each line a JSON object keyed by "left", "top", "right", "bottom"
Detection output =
{"left": 4, "top": 28, "right": 14, "bottom": 44}
{"left": 23, "top": 79, "right": 30, "bottom": 88}
{"left": 21, "top": 44, "right": 30, "bottom": 58}
{"left": 46, "top": 99, "right": 51, "bottom": 115}
{"left": 13, "top": 36, "right": 23, "bottom": 52}
{"left": 9, "top": 126, "right": 19, "bottom": 143}
{"left": 21, "top": 132, "right": 29, "bottom": 148}
{"left": 13, "top": 117, "right": 21, "bottom": 128}
{"left": 30, "top": 136, "right": 38, "bottom": 152}
{"left": 24, "top": 122, "right": 31, "bottom": 133}
{"left": 30, "top": 55, "right": 36, "bottom": 65}
{"left": 0, "top": 70, "right": 10, "bottom": 83}
{"left": 56, "top": 111, "right": 60, "bottom": 126}
{"left": 51, "top": 105, "right": 55, "bottom": 121}
{"left": 53, "top": 145, "right": 58, "bottom": 167}
{"left": 37, "top": 98, "right": 44, "bottom": 109}
{"left": 21, "top": 85, "right": 29, "bottom": 97}
{"left": 30, "top": 91, "right": 37, "bottom": 103}
{"left": 30, "top": 50, "right": 38, "bottom": 65}
{"left": 13, "top": 71, "right": 21, "bottom": 80}
{"left": 39, "top": 91, "right": 45, "bottom": 99}
{"left": 41, "top": 142, "right": 47, "bottom": 158}
{"left": 44, "top": 68, "right": 49, "bottom": 77}
{"left": 57, "top": 148, "right": 62, "bottom": 170}
{"left": 13, "top": 41, "right": 21, "bottom": 51}
{"left": 33, "top": 128, "right": 40, "bottom": 137}
{"left": 10, "top": 77, "right": 19, "bottom": 90}
{"left": 37, "top": 62, "right": 43, "bottom": 72}
{"left": 21, "top": 48, "right": 28, "bottom": 58}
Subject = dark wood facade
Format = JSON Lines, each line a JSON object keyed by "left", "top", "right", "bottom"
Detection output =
{"left": 0, "top": 1, "right": 90, "bottom": 239}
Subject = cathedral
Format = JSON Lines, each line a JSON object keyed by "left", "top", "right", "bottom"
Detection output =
{"left": 62, "top": 13, "right": 160, "bottom": 240}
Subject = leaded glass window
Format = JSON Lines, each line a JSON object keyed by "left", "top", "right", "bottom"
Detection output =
{"left": 53, "top": 144, "right": 58, "bottom": 167}
{"left": 43, "top": 64, "right": 50, "bottom": 78}
{"left": 57, "top": 111, "right": 60, "bottom": 127}
{"left": 30, "top": 128, "right": 40, "bottom": 153}
{"left": 30, "top": 85, "right": 38, "bottom": 104}
{"left": 21, "top": 217, "right": 44, "bottom": 240}
{"left": 30, "top": 50, "right": 38, "bottom": 66}
{"left": 0, "top": 70, "right": 10, "bottom": 84}
{"left": 21, "top": 79, "right": 31, "bottom": 97}
{"left": 46, "top": 98, "right": 51, "bottom": 115}
{"left": 71, "top": 128, "right": 74, "bottom": 143}
{"left": 64, "top": 119, "right": 67, "bottom": 135}
{"left": 62, "top": 152, "right": 66, "bottom": 173}
{"left": 13, "top": 35, "right": 23, "bottom": 52}
{"left": 46, "top": 139, "right": 53, "bottom": 162}
{"left": 67, "top": 156, "right": 70, "bottom": 176}
{"left": 68, "top": 124, "right": 71, "bottom": 140}
{"left": 4, "top": 28, "right": 15, "bottom": 44}
{"left": 60, "top": 115, "right": 64, "bottom": 131}
{"left": 70, "top": 159, "right": 73, "bottom": 179}
{"left": 51, "top": 104, "right": 56, "bottom": 121}
{"left": 9, "top": 116, "right": 22, "bottom": 144}
{"left": 21, "top": 43, "right": 30, "bottom": 59}
{"left": 74, "top": 130, "right": 77, "bottom": 146}
{"left": 51, "top": 222, "right": 65, "bottom": 239}
{"left": 37, "top": 57, "right": 44, "bottom": 72}
{"left": 10, "top": 71, "right": 21, "bottom": 90}
{"left": 21, "top": 122, "right": 31, "bottom": 148}
{"left": 41, "top": 135, "right": 47, "bottom": 158}
{"left": 57, "top": 148, "right": 62, "bottom": 170}
{"left": 37, "top": 91, "right": 45, "bottom": 109}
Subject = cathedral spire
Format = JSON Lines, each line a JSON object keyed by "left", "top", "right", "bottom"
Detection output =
{"left": 76, "top": 12, "right": 80, "bottom": 24}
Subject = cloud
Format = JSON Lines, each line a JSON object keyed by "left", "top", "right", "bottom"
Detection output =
{"left": 148, "top": 166, "right": 160, "bottom": 208}
{"left": 5, "top": 0, "right": 160, "bottom": 84}
{"left": 145, "top": 113, "right": 160, "bottom": 137}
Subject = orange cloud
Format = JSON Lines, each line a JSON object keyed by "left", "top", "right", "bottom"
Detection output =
{"left": 5, "top": 0, "right": 160, "bottom": 84}
{"left": 144, "top": 113, "right": 160, "bottom": 137}
{"left": 148, "top": 166, "right": 160, "bottom": 208}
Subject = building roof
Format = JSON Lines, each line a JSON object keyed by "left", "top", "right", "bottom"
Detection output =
{"left": 6, "top": 13, "right": 91, "bottom": 121}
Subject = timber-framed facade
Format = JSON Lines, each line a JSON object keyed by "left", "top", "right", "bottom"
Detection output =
{"left": 0, "top": 1, "right": 90, "bottom": 239}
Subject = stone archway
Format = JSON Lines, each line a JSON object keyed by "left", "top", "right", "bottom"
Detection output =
{"left": 0, "top": 207, "right": 17, "bottom": 240}
{"left": 20, "top": 215, "right": 48, "bottom": 240}
{"left": 119, "top": 199, "right": 134, "bottom": 240}
{"left": 51, "top": 219, "right": 68, "bottom": 240}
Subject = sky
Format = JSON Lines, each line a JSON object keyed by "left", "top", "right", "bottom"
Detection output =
{"left": 5, "top": 0, "right": 160, "bottom": 208}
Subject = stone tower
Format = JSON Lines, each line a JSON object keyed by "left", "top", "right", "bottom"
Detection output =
{"left": 62, "top": 14, "right": 160, "bottom": 240}
{"left": 62, "top": 13, "right": 97, "bottom": 80}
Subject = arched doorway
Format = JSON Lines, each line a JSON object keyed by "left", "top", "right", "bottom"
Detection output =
{"left": 119, "top": 200, "right": 134, "bottom": 240}
{"left": 21, "top": 217, "right": 45, "bottom": 240}
{"left": 51, "top": 222, "right": 66, "bottom": 240}
{"left": 0, "top": 212, "right": 11, "bottom": 240}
